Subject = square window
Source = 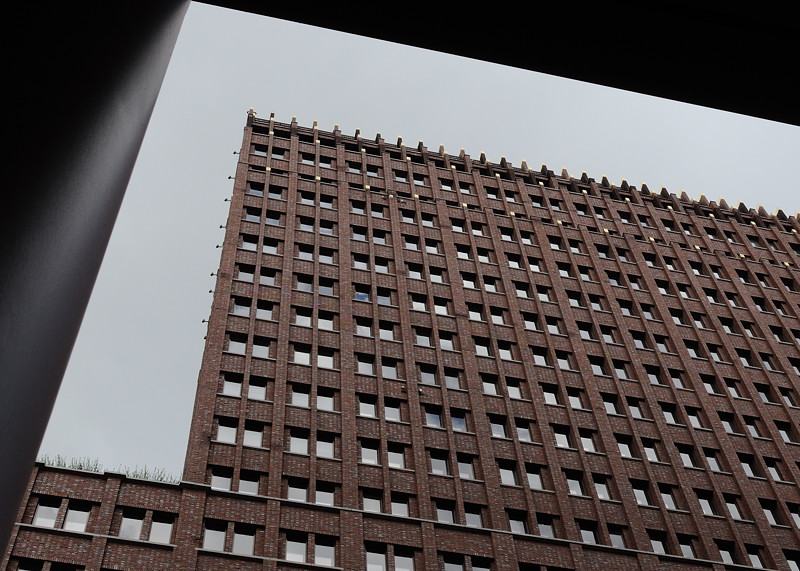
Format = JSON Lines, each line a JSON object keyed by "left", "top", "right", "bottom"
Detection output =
{"left": 360, "top": 441, "right": 380, "bottom": 465}
{"left": 203, "top": 520, "right": 227, "bottom": 551}
{"left": 33, "top": 498, "right": 60, "bottom": 528}
{"left": 430, "top": 451, "right": 450, "bottom": 475}
{"left": 498, "top": 462, "right": 518, "bottom": 486}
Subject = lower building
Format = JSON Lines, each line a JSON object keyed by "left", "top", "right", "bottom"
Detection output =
{"left": 5, "top": 112, "right": 800, "bottom": 570}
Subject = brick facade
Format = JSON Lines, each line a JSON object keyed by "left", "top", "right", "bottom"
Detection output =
{"left": 5, "top": 111, "right": 800, "bottom": 570}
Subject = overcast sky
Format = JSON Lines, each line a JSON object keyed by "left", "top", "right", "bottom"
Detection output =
{"left": 38, "top": 3, "right": 800, "bottom": 479}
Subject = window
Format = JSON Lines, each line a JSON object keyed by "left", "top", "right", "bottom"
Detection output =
{"left": 430, "top": 450, "right": 450, "bottom": 475}
{"left": 747, "top": 546, "right": 765, "bottom": 568}
{"left": 356, "top": 354, "right": 374, "bottom": 375}
{"left": 568, "top": 291, "right": 585, "bottom": 308}
{"left": 450, "top": 409, "right": 467, "bottom": 432}
{"left": 439, "top": 331, "right": 456, "bottom": 351}
{"left": 365, "top": 545, "right": 386, "bottom": 571}
{"left": 444, "top": 368, "right": 461, "bottom": 390}
{"left": 490, "top": 307, "right": 506, "bottom": 325}
{"left": 418, "top": 364, "right": 438, "bottom": 386}
{"left": 498, "top": 461, "right": 518, "bottom": 486}
{"left": 33, "top": 497, "right": 60, "bottom": 528}
{"left": 631, "top": 330, "right": 649, "bottom": 349}
{"left": 359, "top": 395, "right": 377, "bottom": 418}
{"left": 436, "top": 501, "right": 455, "bottom": 523}
{"left": 403, "top": 235, "right": 419, "bottom": 250}
{"left": 216, "top": 417, "right": 237, "bottom": 444}
{"left": 239, "top": 471, "right": 260, "bottom": 496}
{"left": 489, "top": 415, "right": 507, "bottom": 438}
{"left": 226, "top": 332, "right": 247, "bottom": 355}
{"left": 384, "top": 399, "right": 402, "bottom": 422}
{"left": 761, "top": 499, "right": 781, "bottom": 526}
{"left": 315, "top": 537, "right": 337, "bottom": 567}
{"left": 642, "top": 439, "right": 660, "bottom": 462}
{"left": 516, "top": 419, "right": 533, "bottom": 442}
{"left": 537, "top": 514, "right": 557, "bottom": 538}
{"left": 625, "top": 397, "right": 647, "bottom": 418}
{"left": 465, "top": 504, "right": 484, "bottom": 528}
{"left": 649, "top": 530, "right": 668, "bottom": 554}
{"left": 387, "top": 444, "right": 406, "bottom": 469}
{"left": 410, "top": 294, "right": 427, "bottom": 312}
{"left": 376, "top": 287, "right": 393, "bottom": 306}
{"left": 589, "top": 356, "right": 608, "bottom": 376}
{"left": 247, "top": 377, "right": 268, "bottom": 401}
{"left": 776, "top": 421, "right": 797, "bottom": 443}
{"left": 232, "top": 524, "right": 256, "bottom": 556}
{"left": 553, "top": 425, "right": 572, "bottom": 448}
{"left": 474, "top": 337, "right": 492, "bottom": 358}
{"left": 150, "top": 513, "right": 174, "bottom": 544}
{"left": 744, "top": 416, "right": 763, "bottom": 438}
{"left": 360, "top": 440, "right": 380, "bottom": 465}
{"left": 685, "top": 407, "right": 704, "bottom": 429}
{"left": 317, "top": 432, "right": 336, "bottom": 459}
{"left": 607, "top": 525, "right": 627, "bottom": 549}
{"left": 526, "top": 464, "right": 545, "bottom": 490}
{"left": 593, "top": 474, "right": 612, "bottom": 500}
{"left": 522, "top": 312, "right": 539, "bottom": 330}
{"left": 580, "top": 429, "right": 597, "bottom": 453}
{"left": 243, "top": 420, "right": 264, "bottom": 447}
{"left": 546, "top": 316, "right": 564, "bottom": 335}
{"left": 381, "top": 357, "right": 399, "bottom": 379}
{"left": 508, "top": 510, "right": 528, "bottom": 534}
{"left": 319, "top": 392, "right": 341, "bottom": 417}
{"left": 203, "top": 520, "right": 227, "bottom": 551}
{"left": 362, "top": 490, "right": 382, "bottom": 513}
{"left": 675, "top": 444, "right": 696, "bottom": 468}
{"left": 716, "top": 540, "right": 737, "bottom": 564}
{"left": 498, "top": 341, "right": 515, "bottom": 360}
{"left": 631, "top": 480, "right": 652, "bottom": 506}
{"left": 424, "top": 406, "right": 443, "bottom": 428}
{"left": 765, "top": 457, "right": 785, "bottom": 481}
{"left": 616, "top": 434, "right": 634, "bottom": 458}
{"left": 292, "top": 343, "right": 311, "bottom": 365}
{"left": 602, "top": 393, "right": 619, "bottom": 414}
{"left": 564, "top": 470, "right": 585, "bottom": 496}
{"left": 457, "top": 455, "right": 476, "bottom": 479}
{"left": 578, "top": 521, "right": 598, "bottom": 544}
{"left": 531, "top": 347, "right": 549, "bottom": 367}
{"left": 536, "top": 285, "right": 552, "bottom": 302}
{"left": 289, "top": 430, "right": 309, "bottom": 455}
{"left": 619, "top": 300, "right": 635, "bottom": 317}
{"left": 119, "top": 508, "right": 145, "bottom": 539}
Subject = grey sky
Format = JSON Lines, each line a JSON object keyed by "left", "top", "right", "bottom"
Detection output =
{"left": 39, "top": 3, "right": 800, "bottom": 478}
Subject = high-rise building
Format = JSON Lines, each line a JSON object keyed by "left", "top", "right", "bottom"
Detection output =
{"left": 5, "top": 111, "right": 800, "bottom": 570}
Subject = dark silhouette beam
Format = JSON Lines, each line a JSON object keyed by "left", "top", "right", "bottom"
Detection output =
{"left": 1, "top": 0, "right": 190, "bottom": 553}
{"left": 204, "top": 2, "right": 799, "bottom": 127}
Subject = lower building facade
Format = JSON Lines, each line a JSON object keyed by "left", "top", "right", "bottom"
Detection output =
{"left": 5, "top": 112, "right": 800, "bottom": 570}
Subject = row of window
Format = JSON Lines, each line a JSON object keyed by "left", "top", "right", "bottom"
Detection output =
{"left": 32, "top": 497, "right": 174, "bottom": 544}
{"left": 224, "top": 326, "right": 799, "bottom": 399}
{"left": 218, "top": 371, "right": 799, "bottom": 477}
{"left": 245, "top": 182, "right": 798, "bottom": 252}
{"left": 212, "top": 404, "right": 798, "bottom": 492}
{"left": 28, "top": 489, "right": 798, "bottom": 569}
{"left": 245, "top": 151, "right": 800, "bottom": 248}
{"left": 240, "top": 222, "right": 799, "bottom": 322}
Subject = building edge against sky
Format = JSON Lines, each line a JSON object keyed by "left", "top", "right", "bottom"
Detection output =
{"left": 5, "top": 112, "right": 800, "bottom": 570}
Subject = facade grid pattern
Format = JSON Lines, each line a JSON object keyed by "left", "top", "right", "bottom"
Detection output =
{"left": 5, "top": 112, "right": 800, "bottom": 570}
